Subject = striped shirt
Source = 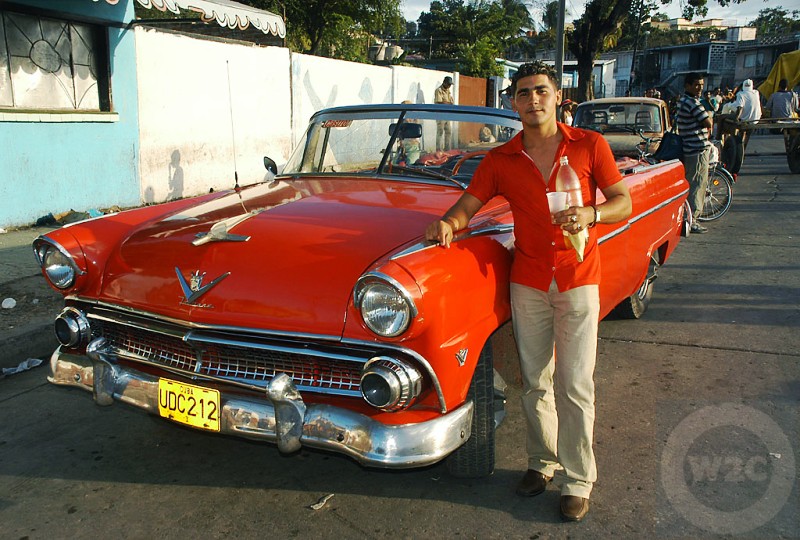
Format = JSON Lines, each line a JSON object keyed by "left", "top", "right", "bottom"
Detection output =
{"left": 676, "top": 93, "right": 711, "bottom": 156}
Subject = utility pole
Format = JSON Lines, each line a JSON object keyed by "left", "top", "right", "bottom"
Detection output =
{"left": 555, "top": 0, "right": 566, "bottom": 86}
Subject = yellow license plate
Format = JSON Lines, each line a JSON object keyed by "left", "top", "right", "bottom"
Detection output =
{"left": 158, "top": 378, "right": 220, "bottom": 432}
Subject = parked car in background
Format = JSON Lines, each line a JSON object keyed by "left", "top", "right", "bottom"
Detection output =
{"left": 573, "top": 97, "right": 672, "bottom": 157}
{"left": 35, "top": 104, "right": 688, "bottom": 479}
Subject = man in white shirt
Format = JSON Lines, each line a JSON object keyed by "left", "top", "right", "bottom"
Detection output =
{"left": 735, "top": 79, "right": 762, "bottom": 151}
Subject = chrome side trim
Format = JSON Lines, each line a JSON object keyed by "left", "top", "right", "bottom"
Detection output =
{"left": 624, "top": 159, "right": 680, "bottom": 175}
{"left": 598, "top": 224, "right": 630, "bottom": 244}
{"left": 599, "top": 188, "right": 688, "bottom": 245}
{"left": 390, "top": 222, "right": 514, "bottom": 261}
{"left": 49, "top": 347, "right": 473, "bottom": 469}
{"left": 628, "top": 188, "right": 690, "bottom": 225}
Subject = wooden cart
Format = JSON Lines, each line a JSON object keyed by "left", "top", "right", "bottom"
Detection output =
{"left": 718, "top": 115, "right": 800, "bottom": 174}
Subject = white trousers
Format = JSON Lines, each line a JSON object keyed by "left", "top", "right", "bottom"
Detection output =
{"left": 511, "top": 280, "right": 599, "bottom": 498}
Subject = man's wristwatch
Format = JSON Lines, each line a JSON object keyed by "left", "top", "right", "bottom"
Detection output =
{"left": 590, "top": 206, "right": 601, "bottom": 227}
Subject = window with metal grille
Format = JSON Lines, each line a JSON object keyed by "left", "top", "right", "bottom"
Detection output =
{"left": 0, "top": 8, "right": 110, "bottom": 111}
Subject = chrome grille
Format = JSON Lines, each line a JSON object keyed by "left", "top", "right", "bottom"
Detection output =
{"left": 94, "top": 319, "right": 364, "bottom": 395}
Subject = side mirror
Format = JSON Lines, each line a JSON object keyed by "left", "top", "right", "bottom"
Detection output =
{"left": 263, "top": 156, "right": 278, "bottom": 175}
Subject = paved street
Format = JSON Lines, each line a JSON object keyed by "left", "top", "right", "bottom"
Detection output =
{"left": 0, "top": 135, "right": 797, "bottom": 538}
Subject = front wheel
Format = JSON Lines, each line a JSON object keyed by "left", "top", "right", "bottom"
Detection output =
{"left": 697, "top": 165, "right": 733, "bottom": 222}
{"left": 446, "top": 343, "right": 495, "bottom": 478}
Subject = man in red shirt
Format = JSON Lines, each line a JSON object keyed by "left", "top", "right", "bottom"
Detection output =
{"left": 426, "top": 62, "right": 631, "bottom": 521}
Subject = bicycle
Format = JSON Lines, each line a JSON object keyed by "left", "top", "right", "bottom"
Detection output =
{"left": 699, "top": 140, "right": 734, "bottom": 222}
{"left": 636, "top": 132, "right": 733, "bottom": 222}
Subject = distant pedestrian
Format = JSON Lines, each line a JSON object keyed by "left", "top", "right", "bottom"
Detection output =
{"left": 435, "top": 76, "right": 455, "bottom": 151}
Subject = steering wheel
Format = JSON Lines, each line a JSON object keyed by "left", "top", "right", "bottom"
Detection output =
{"left": 451, "top": 150, "right": 488, "bottom": 176}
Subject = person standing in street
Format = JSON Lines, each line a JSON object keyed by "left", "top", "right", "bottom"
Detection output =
{"left": 435, "top": 76, "right": 455, "bottom": 151}
{"left": 425, "top": 61, "right": 631, "bottom": 522}
{"left": 676, "top": 72, "right": 713, "bottom": 234}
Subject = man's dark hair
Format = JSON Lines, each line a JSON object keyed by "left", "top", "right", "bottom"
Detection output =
{"left": 510, "top": 61, "right": 560, "bottom": 94}
{"left": 684, "top": 72, "right": 704, "bottom": 86}
{"left": 778, "top": 78, "right": 788, "bottom": 90}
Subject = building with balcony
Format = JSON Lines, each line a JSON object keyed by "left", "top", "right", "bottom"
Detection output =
{"left": 734, "top": 33, "right": 800, "bottom": 85}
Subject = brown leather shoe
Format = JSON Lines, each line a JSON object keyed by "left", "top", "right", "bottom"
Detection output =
{"left": 560, "top": 495, "right": 589, "bottom": 521}
{"left": 515, "top": 469, "right": 552, "bottom": 497}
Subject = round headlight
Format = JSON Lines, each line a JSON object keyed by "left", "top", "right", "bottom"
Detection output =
{"left": 42, "top": 246, "right": 76, "bottom": 289}
{"left": 358, "top": 282, "right": 412, "bottom": 337}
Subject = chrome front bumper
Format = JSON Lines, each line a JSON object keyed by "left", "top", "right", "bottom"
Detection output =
{"left": 48, "top": 339, "right": 473, "bottom": 468}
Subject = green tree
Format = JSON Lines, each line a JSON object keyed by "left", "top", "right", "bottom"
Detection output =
{"left": 417, "top": 0, "right": 534, "bottom": 74}
{"left": 535, "top": 0, "right": 569, "bottom": 49}
{"left": 418, "top": 1, "right": 466, "bottom": 58}
{"left": 747, "top": 7, "right": 800, "bottom": 35}
{"left": 568, "top": 0, "right": 631, "bottom": 100}
{"left": 249, "top": 0, "right": 403, "bottom": 57}
{"left": 459, "top": 36, "right": 504, "bottom": 76}
{"left": 567, "top": 0, "right": 747, "bottom": 101}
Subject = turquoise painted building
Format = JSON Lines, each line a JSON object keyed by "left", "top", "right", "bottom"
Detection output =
{"left": 1, "top": 0, "right": 141, "bottom": 227}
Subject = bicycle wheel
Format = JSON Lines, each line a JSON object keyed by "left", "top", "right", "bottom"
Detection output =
{"left": 697, "top": 165, "right": 733, "bottom": 222}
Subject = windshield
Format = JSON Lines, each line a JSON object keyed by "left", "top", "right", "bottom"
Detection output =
{"left": 574, "top": 103, "right": 663, "bottom": 134}
{"left": 282, "top": 108, "right": 521, "bottom": 186}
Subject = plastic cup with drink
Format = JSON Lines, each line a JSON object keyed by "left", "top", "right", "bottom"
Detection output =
{"left": 546, "top": 191, "right": 568, "bottom": 222}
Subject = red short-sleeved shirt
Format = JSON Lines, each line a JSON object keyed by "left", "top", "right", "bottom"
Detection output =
{"left": 466, "top": 123, "right": 623, "bottom": 292}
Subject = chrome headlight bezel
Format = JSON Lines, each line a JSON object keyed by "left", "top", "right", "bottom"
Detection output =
{"left": 33, "top": 238, "right": 85, "bottom": 289}
{"left": 54, "top": 307, "right": 92, "bottom": 348}
{"left": 360, "top": 356, "right": 423, "bottom": 411}
{"left": 354, "top": 272, "right": 418, "bottom": 338}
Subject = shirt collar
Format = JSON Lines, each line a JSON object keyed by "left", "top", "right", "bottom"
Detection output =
{"left": 498, "top": 122, "right": 585, "bottom": 155}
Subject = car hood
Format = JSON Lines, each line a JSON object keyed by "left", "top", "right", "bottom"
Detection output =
{"left": 99, "top": 177, "right": 455, "bottom": 336}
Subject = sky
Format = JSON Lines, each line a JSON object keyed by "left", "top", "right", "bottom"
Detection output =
{"left": 401, "top": 0, "right": 777, "bottom": 30}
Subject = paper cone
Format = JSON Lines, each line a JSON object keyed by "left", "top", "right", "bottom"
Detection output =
{"left": 567, "top": 229, "right": 588, "bottom": 262}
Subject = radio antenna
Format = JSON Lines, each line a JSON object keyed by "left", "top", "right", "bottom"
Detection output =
{"left": 226, "top": 61, "right": 240, "bottom": 188}
{"left": 225, "top": 60, "right": 247, "bottom": 212}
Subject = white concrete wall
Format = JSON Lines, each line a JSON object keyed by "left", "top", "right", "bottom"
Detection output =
{"left": 289, "top": 53, "right": 393, "bottom": 149}
{"left": 134, "top": 28, "right": 455, "bottom": 205}
{"left": 135, "top": 28, "right": 292, "bottom": 202}
{"left": 391, "top": 65, "right": 451, "bottom": 105}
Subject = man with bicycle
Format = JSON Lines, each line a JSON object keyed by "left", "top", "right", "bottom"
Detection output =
{"left": 677, "top": 72, "right": 713, "bottom": 234}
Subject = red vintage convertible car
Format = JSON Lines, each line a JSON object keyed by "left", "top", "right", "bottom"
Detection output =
{"left": 35, "top": 104, "right": 688, "bottom": 478}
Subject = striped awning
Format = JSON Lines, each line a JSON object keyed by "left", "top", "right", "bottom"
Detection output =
{"left": 96, "top": 0, "right": 286, "bottom": 37}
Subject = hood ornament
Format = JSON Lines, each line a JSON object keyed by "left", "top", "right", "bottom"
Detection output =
{"left": 192, "top": 211, "right": 258, "bottom": 246}
{"left": 176, "top": 267, "right": 230, "bottom": 305}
